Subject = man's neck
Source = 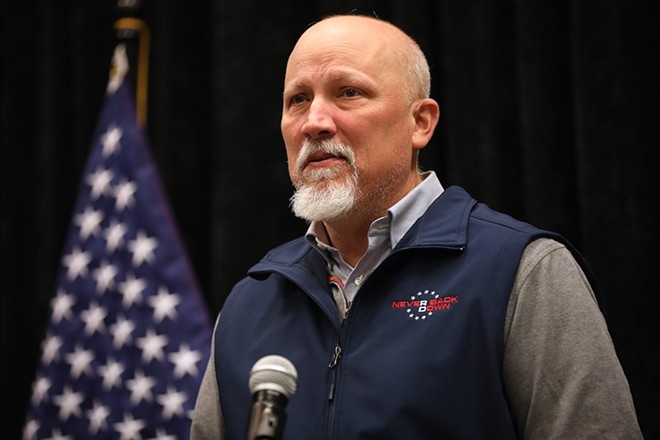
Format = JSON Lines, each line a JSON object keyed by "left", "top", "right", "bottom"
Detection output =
{"left": 322, "top": 216, "right": 373, "bottom": 267}
{"left": 321, "top": 171, "right": 425, "bottom": 266}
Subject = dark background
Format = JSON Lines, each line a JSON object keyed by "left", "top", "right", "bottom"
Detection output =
{"left": 2, "top": 0, "right": 658, "bottom": 438}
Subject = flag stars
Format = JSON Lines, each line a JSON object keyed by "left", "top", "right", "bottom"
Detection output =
{"left": 93, "top": 260, "right": 118, "bottom": 293}
{"left": 98, "top": 357, "right": 125, "bottom": 390}
{"left": 126, "top": 371, "right": 156, "bottom": 405}
{"left": 101, "top": 124, "right": 122, "bottom": 157}
{"left": 157, "top": 387, "right": 187, "bottom": 420}
{"left": 114, "top": 178, "right": 138, "bottom": 211}
{"left": 75, "top": 206, "right": 104, "bottom": 240}
{"left": 31, "top": 375, "right": 52, "bottom": 405}
{"left": 136, "top": 329, "right": 169, "bottom": 363}
{"left": 81, "top": 302, "right": 107, "bottom": 336}
{"left": 128, "top": 230, "right": 158, "bottom": 266}
{"left": 110, "top": 315, "right": 136, "bottom": 349}
{"left": 113, "top": 413, "right": 146, "bottom": 440}
{"left": 27, "top": 58, "right": 213, "bottom": 440}
{"left": 86, "top": 166, "right": 114, "bottom": 199}
{"left": 53, "top": 385, "right": 84, "bottom": 420}
{"left": 51, "top": 290, "right": 75, "bottom": 323}
{"left": 22, "top": 418, "right": 40, "bottom": 440}
{"left": 118, "top": 274, "right": 146, "bottom": 307}
{"left": 105, "top": 220, "right": 127, "bottom": 252}
{"left": 65, "top": 345, "right": 95, "bottom": 379}
{"left": 169, "top": 344, "right": 203, "bottom": 378}
{"left": 41, "top": 333, "right": 63, "bottom": 364}
{"left": 62, "top": 247, "right": 92, "bottom": 281}
{"left": 148, "top": 287, "right": 181, "bottom": 322}
{"left": 86, "top": 401, "right": 110, "bottom": 435}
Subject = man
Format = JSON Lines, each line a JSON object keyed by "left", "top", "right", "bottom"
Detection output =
{"left": 191, "top": 15, "right": 642, "bottom": 439}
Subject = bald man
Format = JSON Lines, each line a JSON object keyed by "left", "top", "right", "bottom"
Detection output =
{"left": 191, "top": 15, "right": 641, "bottom": 439}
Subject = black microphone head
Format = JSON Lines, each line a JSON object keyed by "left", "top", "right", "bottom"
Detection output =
{"left": 249, "top": 355, "right": 298, "bottom": 398}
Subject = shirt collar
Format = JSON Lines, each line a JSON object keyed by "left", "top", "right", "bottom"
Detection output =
{"left": 305, "top": 171, "right": 444, "bottom": 251}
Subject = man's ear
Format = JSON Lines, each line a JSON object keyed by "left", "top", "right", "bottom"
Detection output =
{"left": 411, "top": 98, "right": 440, "bottom": 150}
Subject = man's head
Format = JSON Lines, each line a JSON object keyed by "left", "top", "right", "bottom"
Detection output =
{"left": 281, "top": 15, "right": 440, "bottom": 224}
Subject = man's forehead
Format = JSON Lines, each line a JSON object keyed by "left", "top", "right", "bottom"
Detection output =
{"left": 295, "top": 16, "right": 398, "bottom": 49}
{"left": 286, "top": 24, "right": 394, "bottom": 80}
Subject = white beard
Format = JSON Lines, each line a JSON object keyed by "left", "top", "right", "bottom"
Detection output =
{"left": 290, "top": 173, "right": 357, "bottom": 222}
{"left": 289, "top": 140, "right": 358, "bottom": 222}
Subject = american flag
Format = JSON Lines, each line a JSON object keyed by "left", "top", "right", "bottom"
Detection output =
{"left": 23, "top": 45, "right": 212, "bottom": 440}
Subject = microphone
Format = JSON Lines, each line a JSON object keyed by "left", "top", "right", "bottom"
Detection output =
{"left": 246, "top": 355, "right": 298, "bottom": 440}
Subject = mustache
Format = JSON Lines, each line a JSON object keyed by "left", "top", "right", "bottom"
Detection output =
{"left": 295, "top": 139, "right": 356, "bottom": 174}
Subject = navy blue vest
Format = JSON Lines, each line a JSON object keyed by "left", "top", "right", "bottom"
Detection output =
{"left": 214, "top": 186, "right": 599, "bottom": 439}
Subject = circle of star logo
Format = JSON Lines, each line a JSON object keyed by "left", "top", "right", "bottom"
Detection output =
{"left": 407, "top": 290, "right": 441, "bottom": 320}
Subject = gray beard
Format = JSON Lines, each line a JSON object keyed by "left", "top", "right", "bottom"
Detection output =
{"left": 290, "top": 170, "right": 357, "bottom": 222}
{"left": 289, "top": 139, "right": 358, "bottom": 222}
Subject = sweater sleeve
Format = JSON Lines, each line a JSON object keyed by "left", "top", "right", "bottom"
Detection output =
{"left": 502, "top": 238, "right": 643, "bottom": 439}
{"left": 190, "top": 315, "right": 225, "bottom": 440}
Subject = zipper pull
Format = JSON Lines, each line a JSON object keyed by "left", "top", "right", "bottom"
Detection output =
{"left": 343, "top": 299, "right": 352, "bottom": 320}
{"left": 328, "top": 344, "right": 342, "bottom": 368}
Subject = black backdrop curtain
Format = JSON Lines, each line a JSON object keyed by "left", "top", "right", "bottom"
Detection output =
{"left": 1, "top": 0, "right": 658, "bottom": 437}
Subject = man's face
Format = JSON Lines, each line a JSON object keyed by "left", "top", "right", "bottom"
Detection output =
{"left": 281, "top": 17, "right": 421, "bottom": 222}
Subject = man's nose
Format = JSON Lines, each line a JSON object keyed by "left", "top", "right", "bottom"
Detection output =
{"left": 302, "top": 99, "right": 336, "bottom": 140}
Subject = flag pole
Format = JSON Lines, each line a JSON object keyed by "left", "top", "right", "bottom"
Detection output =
{"left": 115, "top": 0, "right": 150, "bottom": 127}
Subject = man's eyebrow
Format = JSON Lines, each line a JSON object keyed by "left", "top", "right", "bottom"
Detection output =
{"left": 284, "top": 70, "right": 372, "bottom": 93}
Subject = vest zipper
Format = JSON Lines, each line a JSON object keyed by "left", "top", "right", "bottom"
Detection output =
{"left": 326, "top": 301, "right": 351, "bottom": 438}
{"left": 327, "top": 344, "right": 342, "bottom": 400}
{"left": 329, "top": 295, "right": 350, "bottom": 400}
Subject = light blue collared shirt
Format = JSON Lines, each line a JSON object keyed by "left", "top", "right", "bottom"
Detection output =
{"left": 305, "top": 171, "right": 444, "bottom": 314}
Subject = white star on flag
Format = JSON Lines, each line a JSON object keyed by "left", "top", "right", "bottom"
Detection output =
{"left": 128, "top": 230, "right": 158, "bottom": 266}
{"left": 31, "top": 375, "right": 52, "bottom": 405}
{"left": 41, "top": 334, "right": 63, "bottom": 364}
{"left": 86, "top": 401, "right": 110, "bottom": 434}
{"left": 65, "top": 346, "right": 94, "bottom": 379}
{"left": 92, "top": 260, "right": 118, "bottom": 292}
{"left": 101, "top": 124, "right": 122, "bottom": 157}
{"left": 114, "top": 178, "right": 138, "bottom": 211}
{"left": 62, "top": 247, "right": 92, "bottom": 281}
{"left": 110, "top": 315, "right": 136, "bottom": 349}
{"left": 23, "top": 418, "right": 40, "bottom": 439}
{"left": 118, "top": 273, "right": 146, "bottom": 307}
{"left": 80, "top": 302, "right": 107, "bottom": 336}
{"left": 126, "top": 371, "right": 156, "bottom": 405}
{"left": 157, "top": 387, "right": 187, "bottom": 419}
{"left": 53, "top": 386, "right": 84, "bottom": 420}
{"left": 169, "top": 343, "right": 203, "bottom": 378}
{"left": 98, "top": 357, "right": 125, "bottom": 390}
{"left": 51, "top": 290, "right": 75, "bottom": 323}
{"left": 75, "top": 206, "right": 104, "bottom": 240}
{"left": 114, "top": 413, "right": 146, "bottom": 440}
{"left": 105, "top": 219, "right": 128, "bottom": 252}
{"left": 86, "top": 166, "right": 114, "bottom": 199}
{"left": 148, "top": 287, "right": 181, "bottom": 322}
{"left": 137, "top": 329, "right": 168, "bottom": 363}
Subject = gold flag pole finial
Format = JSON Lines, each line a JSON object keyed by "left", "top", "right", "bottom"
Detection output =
{"left": 114, "top": 0, "right": 150, "bottom": 127}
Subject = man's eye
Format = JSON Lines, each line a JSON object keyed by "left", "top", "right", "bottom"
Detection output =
{"left": 290, "top": 95, "right": 307, "bottom": 105}
{"left": 342, "top": 88, "right": 361, "bottom": 98}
